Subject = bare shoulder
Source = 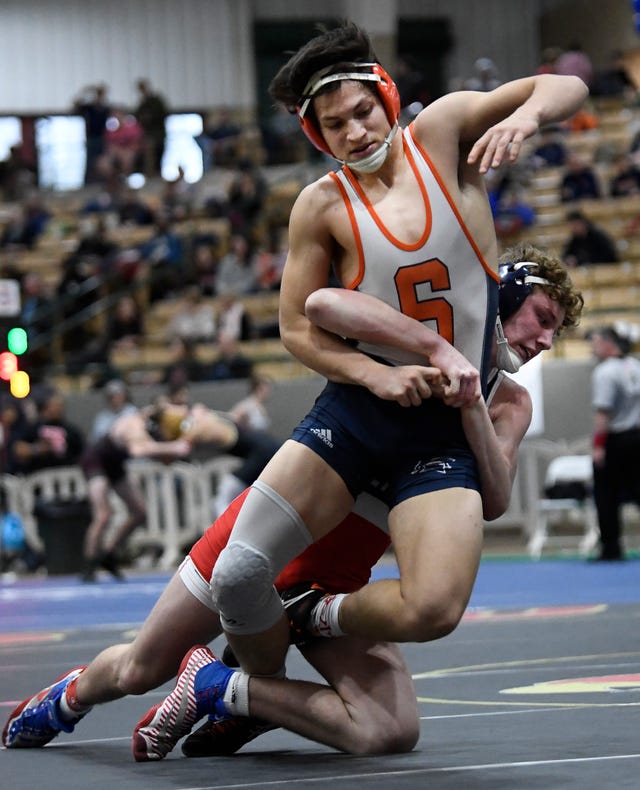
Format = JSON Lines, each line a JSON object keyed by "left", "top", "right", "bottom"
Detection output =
{"left": 412, "top": 91, "right": 471, "bottom": 143}
{"left": 292, "top": 173, "right": 342, "bottom": 217}
{"left": 492, "top": 375, "right": 532, "bottom": 413}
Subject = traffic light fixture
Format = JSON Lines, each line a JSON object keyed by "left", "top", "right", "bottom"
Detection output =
{"left": 0, "top": 280, "right": 30, "bottom": 398}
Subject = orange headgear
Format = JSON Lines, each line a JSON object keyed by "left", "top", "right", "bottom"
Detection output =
{"left": 296, "top": 62, "right": 401, "bottom": 156}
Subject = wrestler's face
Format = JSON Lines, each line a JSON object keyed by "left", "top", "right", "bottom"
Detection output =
{"left": 502, "top": 289, "right": 565, "bottom": 365}
{"left": 314, "top": 81, "right": 390, "bottom": 164}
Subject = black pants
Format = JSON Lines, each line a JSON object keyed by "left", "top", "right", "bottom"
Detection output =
{"left": 593, "top": 428, "right": 640, "bottom": 557}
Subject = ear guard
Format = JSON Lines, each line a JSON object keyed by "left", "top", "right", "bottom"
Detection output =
{"left": 498, "top": 261, "right": 550, "bottom": 323}
{"left": 297, "top": 62, "right": 401, "bottom": 155}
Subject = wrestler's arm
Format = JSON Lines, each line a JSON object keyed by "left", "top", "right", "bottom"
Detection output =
{"left": 125, "top": 420, "right": 191, "bottom": 459}
{"left": 305, "top": 287, "right": 480, "bottom": 404}
{"left": 179, "top": 405, "right": 237, "bottom": 449}
{"left": 461, "top": 377, "right": 532, "bottom": 521}
{"left": 280, "top": 184, "right": 447, "bottom": 407}
{"left": 415, "top": 73, "right": 588, "bottom": 174}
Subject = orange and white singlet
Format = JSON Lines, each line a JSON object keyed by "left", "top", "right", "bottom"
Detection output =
{"left": 330, "top": 125, "right": 498, "bottom": 379}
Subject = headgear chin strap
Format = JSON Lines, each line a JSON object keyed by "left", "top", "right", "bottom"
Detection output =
{"left": 496, "top": 261, "right": 551, "bottom": 373}
{"left": 495, "top": 315, "right": 523, "bottom": 373}
{"left": 339, "top": 122, "right": 398, "bottom": 173}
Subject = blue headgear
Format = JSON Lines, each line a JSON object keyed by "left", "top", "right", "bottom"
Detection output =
{"left": 496, "top": 261, "right": 550, "bottom": 373}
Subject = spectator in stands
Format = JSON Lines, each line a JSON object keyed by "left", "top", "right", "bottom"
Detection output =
{"left": 608, "top": 153, "right": 640, "bottom": 197}
{"left": 0, "top": 193, "right": 50, "bottom": 250}
{"left": 19, "top": 272, "right": 51, "bottom": 375}
{"left": 531, "top": 125, "right": 568, "bottom": 168}
{"left": 225, "top": 158, "right": 268, "bottom": 240}
{"left": 196, "top": 107, "right": 241, "bottom": 170}
{"left": 590, "top": 50, "right": 635, "bottom": 99}
{"left": 555, "top": 42, "right": 594, "bottom": 87}
{"left": 560, "top": 152, "right": 601, "bottom": 202}
{"left": 464, "top": 57, "right": 502, "bottom": 91}
{"left": 20, "top": 272, "right": 50, "bottom": 339}
{"left": 229, "top": 373, "right": 273, "bottom": 433}
{"left": 73, "top": 83, "right": 111, "bottom": 184}
{"left": 190, "top": 240, "right": 219, "bottom": 296}
{"left": 160, "top": 165, "right": 194, "bottom": 221}
{"left": 117, "top": 187, "right": 155, "bottom": 226}
{"left": 134, "top": 78, "right": 168, "bottom": 177}
{"left": 10, "top": 389, "right": 85, "bottom": 476}
{"left": 107, "top": 294, "right": 145, "bottom": 352}
{"left": 261, "top": 104, "right": 306, "bottom": 165}
{"left": 216, "top": 291, "right": 254, "bottom": 342}
{"left": 254, "top": 226, "right": 288, "bottom": 292}
{"left": 395, "top": 54, "right": 430, "bottom": 109}
{"left": 139, "top": 212, "right": 184, "bottom": 302}
{"left": 209, "top": 335, "right": 253, "bottom": 381}
{"left": 0, "top": 143, "right": 36, "bottom": 201}
{"left": 162, "top": 337, "right": 211, "bottom": 389}
{"left": 165, "top": 286, "right": 216, "bottom": 344}
{"left": 103, "top": 107, "right": 144, "bottom": 177}
{"left": 534, "top": 46, "right": 563, "bottom": 76}
{"left": 564, "top": 102, "right": 599, "bottom": 133}
{"left": 562, "top": 209, "right": 619, "bottom": 267}
{"left": 57, "top": 243, "right": 104, "bottom": 354}
{"left": 214, "top": 233, "right": 259, "bottom": 296}
{"left": 89, "top": 379, "right": 137, "bottom": 443}
{"left": 492, "top": 184, "right": 536, "bottom": 240}
{"left": 0, "top": 394, "right": 30, "bottom": 475}
{"left": 73, "top": 216, "right": 120, "bottom": 273}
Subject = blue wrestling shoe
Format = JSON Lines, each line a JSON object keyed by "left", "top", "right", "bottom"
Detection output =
{"left": 133, "top": 645, "right": 235, "bottom": 761}
{"left": 2, "top": 667, "right": 89, "bottom": 748}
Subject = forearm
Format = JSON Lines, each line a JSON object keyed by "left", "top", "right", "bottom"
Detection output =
{"left": 281, "top": 318, "right": 387, "bottom": 389}
{"left": 305, "top": 288, "right": 446, "bottom": 361}
{"left": 129, "top": 439, "right": 187, "bottom": 459}
{"left": 302, "top": 288, "right": 479, "bottom": 407}
{"left": 461, "top": 402, "right": 514, "bottom": 521}
{"left": 515, "top": 74, "right": 589, "bottom": 126}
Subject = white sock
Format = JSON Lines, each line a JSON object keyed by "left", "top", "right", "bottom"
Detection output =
{"left": 309, "top": 593, "right": 346, "bottom": 638}
{"left": 222, "top": 665, "right": 286, "bottom": 717}
{"left": 222, "top": 671, "right": 250, "bottom": 716}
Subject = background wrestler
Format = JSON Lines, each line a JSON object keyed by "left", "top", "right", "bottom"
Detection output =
{"left": 80, "top": 408, "right": 192, "bottom": 581}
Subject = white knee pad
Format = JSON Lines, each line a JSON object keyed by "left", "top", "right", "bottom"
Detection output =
{"left": 210, "top": 481, "right": 313, "bottom": 635}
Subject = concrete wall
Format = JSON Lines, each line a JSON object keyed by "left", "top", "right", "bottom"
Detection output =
{"left": 65, "top": 358, "right": 597, "bottom": 446}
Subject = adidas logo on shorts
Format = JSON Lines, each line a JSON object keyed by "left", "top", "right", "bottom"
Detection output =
{"left": 309, "top": 427, "right": 333, "bottom": 448}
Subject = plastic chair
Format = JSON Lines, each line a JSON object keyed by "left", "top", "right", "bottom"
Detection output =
{"left": 527, "top": 453, "right": 599, "bottom": 559}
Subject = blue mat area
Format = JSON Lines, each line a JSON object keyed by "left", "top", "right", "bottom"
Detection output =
{"left": 0, "top": 558, "right": 638, "bottom": 633}
{"left": 372, "top": 557, "right": 640, "bottom": 609}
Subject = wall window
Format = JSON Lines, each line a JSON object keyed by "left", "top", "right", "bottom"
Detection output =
{"left": 36, "top": 116, "right": 85, "bottom": 190}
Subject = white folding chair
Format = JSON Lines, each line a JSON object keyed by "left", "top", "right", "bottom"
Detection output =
{"left": 527, "top": 453, "right": 599, "bottom": 559}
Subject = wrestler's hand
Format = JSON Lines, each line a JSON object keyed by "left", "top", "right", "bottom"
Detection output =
{"left": 467, "top": 113, "right": 539, "bottom": 174}
{"left": 427, "top": 345, "right": 481, "bottom": 408}
{"left": 368, "top": 365, "right": 445, "bottom": 407}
